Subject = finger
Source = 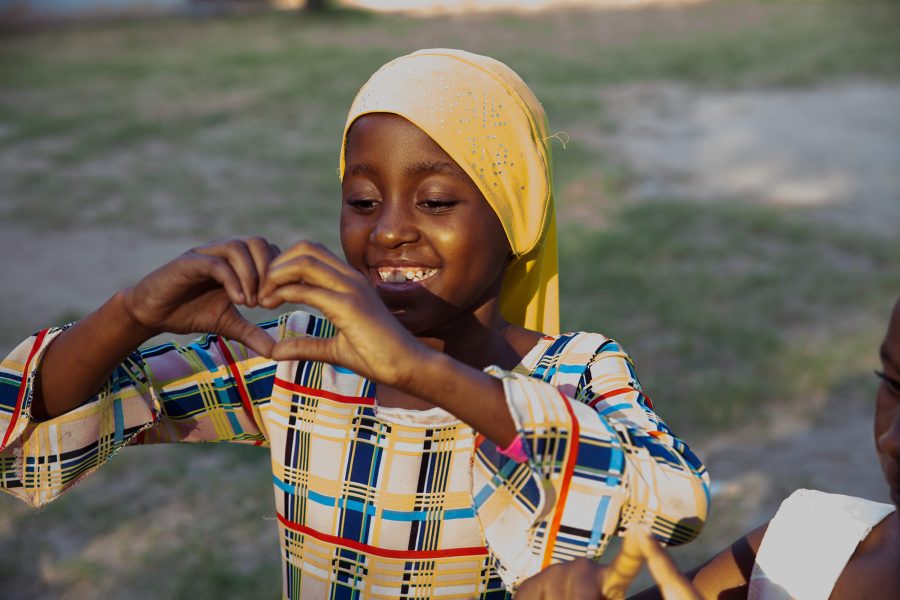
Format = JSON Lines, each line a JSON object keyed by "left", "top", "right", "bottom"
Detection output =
{"left": 197, "top": 255, "right": 246, "bottom": 305}
{"left": 259, "top": 283, "right": 340, "bottom": 314}
{"left": 195, "top": 240, "right": 261, "bottom": 306}
{"left": 270, "top": 335, "right": 333, "bottom": 364}
{"left": 217, "top": 314, "right": 276, "bottom": 358}
{"left": 243, "top": 237, "right": 280, "bottom": 303}
{"left": 261, "top": 256, "right": 354, "bottom": 302}
{"left": 269, "top": 240, "right": 359, "bottom": 280}
{"left": 638, "top": 531, "right": 701, "bottom": 600}
{"left": 514, "top": 564, "right": 566, "bottom": 600}
{"left": 600, "top": 531, "right": 646, "bottom": 600}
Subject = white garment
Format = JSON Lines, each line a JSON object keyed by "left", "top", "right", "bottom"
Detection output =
{"left": 749, "top": 488, "right": 894, "bottom": 600}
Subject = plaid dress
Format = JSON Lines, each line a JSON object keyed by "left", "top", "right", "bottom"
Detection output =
{"left": 1, "top": 311, "right": 709, "bottom": 598}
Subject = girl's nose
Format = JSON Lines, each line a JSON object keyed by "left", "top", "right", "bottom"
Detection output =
{"left": 371, "top": 204, "right": 420, "bottom": 248}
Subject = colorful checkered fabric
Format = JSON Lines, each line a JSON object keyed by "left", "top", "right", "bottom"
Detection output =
{"left": 1, "top": 311, "right": 709, "bottom": 597}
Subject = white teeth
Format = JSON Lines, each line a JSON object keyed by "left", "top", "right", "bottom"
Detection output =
{"left": 377, "top": 268, "right": 438, "bottom": 283}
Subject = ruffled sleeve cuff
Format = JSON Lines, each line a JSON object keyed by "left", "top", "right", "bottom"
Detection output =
{"left": 0, "top": 328, "right": 64, "bottom": 454}
{"left": 470, "top": 366, "right": 630, "bottom": 588}
{"left": 0, "top": 327, "right": 160, "bottom": 508}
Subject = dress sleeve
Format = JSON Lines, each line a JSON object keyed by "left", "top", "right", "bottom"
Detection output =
{"left": 0, "top": 312, "right": 309, "bottom": 508}
{"left": 470, "top": 332, "right": 710, "bottom": 588}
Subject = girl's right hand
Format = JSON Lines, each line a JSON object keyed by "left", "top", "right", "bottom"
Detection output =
{"left": 121, "top": 237, "right": 280, "bottom": 357}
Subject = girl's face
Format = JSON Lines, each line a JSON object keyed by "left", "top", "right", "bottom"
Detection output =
{"left": 876, "top": 299, "right": 900, "bottom": 512}
{"left": 340, "top": 113, "right": 512, "bottom": 335}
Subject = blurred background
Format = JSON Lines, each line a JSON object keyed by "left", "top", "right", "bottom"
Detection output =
{"left": 1, "top": 0, "right": 899, "bottom": 597}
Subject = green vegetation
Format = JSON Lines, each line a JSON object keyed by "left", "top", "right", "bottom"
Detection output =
{"left": 2, "top": 1, "right": 898, "bottom": 239}
{"left": 561, "top": 200, "right": 900, "bottom": 432}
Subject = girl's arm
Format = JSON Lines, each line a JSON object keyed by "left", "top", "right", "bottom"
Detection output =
{"left": 1, "top": 238, "right": 284, "bottom": 507}
{"left": 32, "top": 238, "right": 280, "bottom": 420}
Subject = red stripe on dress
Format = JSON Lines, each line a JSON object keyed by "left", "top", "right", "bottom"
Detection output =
{"left": 541, "top": 390, "right": 581, "bottom": 568}
{"left": 587, "top": 387, "right": 634, "bottom": 408}
{"left": 216, "top": 337, "right": 263, "bottom": 445}
{"left": 276, "top": 513, "right": 487, "bottom": 559}
{"left": 274, "top": 377, "right": 375, "bottom": 406}
{"left": 1, "top": 329, "right": 49, "bottom": 451}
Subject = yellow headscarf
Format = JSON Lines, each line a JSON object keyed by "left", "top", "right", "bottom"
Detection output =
{"left": 340, "top": 49, "right": 559, "bottom": 335}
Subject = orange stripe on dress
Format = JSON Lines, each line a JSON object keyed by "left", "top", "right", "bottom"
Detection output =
{"left": 586, "top": 387, "right": 634, "bottom": 408}
{"left": 1, "top": 329, "right": 48, "bottom": 451}
{"left": 274, "top": 377, "right": 375, "bottom": 406}
{"left": 541, "top": 390, "right": 581, "bottom": 568}
{"left": 276, "top": 513, "right": 487, "bottom": 559}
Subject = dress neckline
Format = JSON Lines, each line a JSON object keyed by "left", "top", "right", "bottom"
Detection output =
{"left": 371, "top": 333, "right": 560, "bottom": 426}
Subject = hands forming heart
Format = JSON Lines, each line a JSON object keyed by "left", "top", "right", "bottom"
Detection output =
{"left": 122, "top": 237, "right": 426, "bottom": 389}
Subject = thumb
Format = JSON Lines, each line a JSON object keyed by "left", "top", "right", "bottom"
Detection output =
{"left": 216, "top": 312, "right": 275, "bottom": 358}
{"left": 600, "top": 529, "right": 646, "bottom": 600}
{"left": 637, "top": 531, "right": 701, "bottom": 600}
{"left": 270, "top": 335, "right": 334, "bottom": 364}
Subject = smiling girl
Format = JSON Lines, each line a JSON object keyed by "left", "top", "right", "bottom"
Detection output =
{"left": 0, "top": 49, "right": 708, "bottom": 598}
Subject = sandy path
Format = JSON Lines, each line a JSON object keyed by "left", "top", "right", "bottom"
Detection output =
{"left": 0, "top": 227, "right": 206, "bottom": 349}
{"left": 595, "top": 80, "right": 900, "bottom": 235}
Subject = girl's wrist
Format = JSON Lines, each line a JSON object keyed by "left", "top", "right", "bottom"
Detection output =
{"left": 391, "top": 342, "right": 446, "bottom": 395}
{"left": 109, "top": 288, "right": 162, "bottom": 344}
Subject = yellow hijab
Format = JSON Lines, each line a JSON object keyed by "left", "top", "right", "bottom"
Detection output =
{"left": 340, "top": 49, "right": 559, "bottom": 335}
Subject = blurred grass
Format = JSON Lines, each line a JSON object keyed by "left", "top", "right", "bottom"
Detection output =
{"left": 1, "top": 1, "right": 899, "bottom": 597}
{"left": 560, "top": 200, "right": 900, "bottom": 432}
{"left": 2, "top": 1, "right": 899, "bottom": 240}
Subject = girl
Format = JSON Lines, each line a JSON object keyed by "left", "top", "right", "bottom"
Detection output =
{"left": 0, "top": 49, "right": 708, "bottom": 598}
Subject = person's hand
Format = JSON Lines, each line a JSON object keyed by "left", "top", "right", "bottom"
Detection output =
{"left": 633, "top": 530, "right": 703, "bottom": 600}
{"left": 514, "top": 527, "right": 701, "bottom": 600}
{"left": 258, "top": 240, "right": 428, "bottom": 386}
{"left": 122, "top": 237, "right": 280, "bottom": 357}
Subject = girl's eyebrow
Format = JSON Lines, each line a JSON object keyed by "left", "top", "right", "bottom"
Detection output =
{"left": 406, "top": 160, "right": 468, "bottom": 182}
{"left": 347, "top": 162, "right": 377, "bottom": 177}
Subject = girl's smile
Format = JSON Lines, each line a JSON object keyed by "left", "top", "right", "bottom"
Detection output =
{"left": 375, "top": 265, "right": 440, "bottom": 285}
{"left": 340, "top": 113, "right": 512, "bottom": 336}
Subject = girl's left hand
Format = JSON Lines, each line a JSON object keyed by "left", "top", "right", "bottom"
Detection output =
{"left": 258, "top": 240, "right": 429, "bottom": 387}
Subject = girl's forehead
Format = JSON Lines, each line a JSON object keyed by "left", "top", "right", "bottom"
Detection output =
{"left": 345, "top": 114, "right": 464, "bottom": 169}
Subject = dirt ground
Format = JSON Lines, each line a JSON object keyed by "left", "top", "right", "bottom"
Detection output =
{"left": 2, "top": 77, "right": 898, "bottom": 585}
{"left": 594, "top": 79, "right": 900, "bottom": 568}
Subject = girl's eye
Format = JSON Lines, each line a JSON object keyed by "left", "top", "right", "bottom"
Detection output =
{"left": 346, "top": 198, "right": 379, "bottom": 211}
{"left": 875, "top": 370, "right": 900, "bottom": 394}
{"left": 419, "top": 199, "right": 459, "bottom": 212}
